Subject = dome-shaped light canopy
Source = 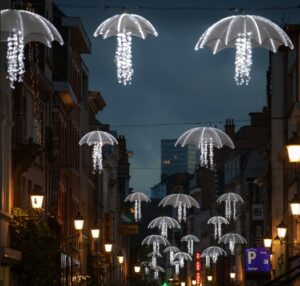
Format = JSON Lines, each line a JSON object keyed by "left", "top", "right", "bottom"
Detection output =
{"left": 79, "top": 130, "right": 118, "bottom": 174}
{"left": 195, "top": 14, "right": 293, "bottom": 85}
{"left": 1, "top": 9, "right": 63, "bottom": 88}
{"left": 176, "top": 127, "right": 234, "bottom": 170}
{"left": 94, "top": 13, "right": 158, "bottom": 86}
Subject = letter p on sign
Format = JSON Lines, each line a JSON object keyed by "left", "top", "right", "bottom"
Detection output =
{"left": 248, "top": 250, "right": 256, "bottom": 264}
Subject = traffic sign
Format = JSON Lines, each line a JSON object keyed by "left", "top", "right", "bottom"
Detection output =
{"left": 245, "top": 248, "right": 270, "bottom": 272}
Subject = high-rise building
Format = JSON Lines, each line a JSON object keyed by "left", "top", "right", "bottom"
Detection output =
{"left": 161, "top": 139, "right": 198, "bottom": 179}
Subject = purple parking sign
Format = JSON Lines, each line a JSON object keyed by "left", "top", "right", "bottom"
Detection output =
{"left": 245, "top": 248, "right": 270, "bottom": 272}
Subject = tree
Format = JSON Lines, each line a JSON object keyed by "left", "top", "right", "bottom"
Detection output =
{"left": 10, "top": 208, "right": 61, "bottom": 286}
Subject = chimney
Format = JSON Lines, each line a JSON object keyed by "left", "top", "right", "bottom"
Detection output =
{"left": 224, "top": 118, "right": 235, "bottom": 140}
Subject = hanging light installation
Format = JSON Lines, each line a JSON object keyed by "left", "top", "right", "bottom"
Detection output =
{"left": 152, "top": 266, "right": 165, "bottom": 280}
{"left": 181, "top": 235, "right": 200, "bottom": 255}
{"left": 173, "top": 252, "right": 192, "bottom": 268}
{"left": 124, "top": 191, "right": 151, "bottom": 222}
{"left": 141, "top": 261, "right": 151, "bottom": 275}
{"left": 216, "top": 192, "right": 244, "bottom": 221}
{"left": 163, "top": 246, "right": 180, "bottom": 265}
{"left": 94, "top": 13, "right": 158, "bottom": 86}
{"left": 79, "top": 131, "right": 118, "bottom": 174}
{"left": 159, "top": 193, "right": 199, "bottom": 223}
{"left": 148, "top": 216, "right": 181, "bottom": 238}
{"left": 0, "top": 9, "right": 63, "bottom": 88}
{"left": 142, "top": 235, "right": 169, "bottom": 256}
{"left": 207, "top": 216, "right": 229, "bottom": 240}
{"left": 201, "top": 246, "right": 227, "bottom": 268}
{"left": 195, "top": 14, "right": 293, "bottom": 85}
{"left": 173, "top": 260, "right": 181, "bottom": 275}
{"left": 218, "top": 233, "right": 247, "bottom": 255}
{"left": 175, "top": 127, "right": 234, "bottom": 170}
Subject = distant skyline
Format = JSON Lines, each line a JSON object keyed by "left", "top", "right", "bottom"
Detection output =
{"left": 55, "top": 0, "right": 300, "bottom": 193}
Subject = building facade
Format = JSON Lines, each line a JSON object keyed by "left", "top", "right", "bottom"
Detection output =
{"left": 161, "top": 139, "right": 198, "bottom": 179}
{"left": 0, "top": 1, "right": 133, "bottom": 286}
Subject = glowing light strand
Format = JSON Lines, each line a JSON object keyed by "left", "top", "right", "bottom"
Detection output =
{"left": 178, "top": 201, "right": 183, "bottom": 223}
{"left": 161, "top": 222, "right": 168, "bottom": 238}
{"left": 115, "top": 32, "right": 133, "bottom": 86}
{"left": 170, "top": 251, "right": 174, "bottom": 264}
{"left": 175, "top": 263, "right": 180, "bottom": 275}
{"left": 200, "top": 137, "right": 214, "bottom": 169}
{"left": 134, "top": 200, "right": 138, "bottom": 221}
{"left": 183, "top": 203, "right": 187, "bottom": 222}
{"left": 92, "top": 143, "right": 103, "bottom": 173}
{"left": 7, "top": 29, "right": 25, "bottom": 88}
{"left": 152, "top": 255, "right": 157, "bottom": 267}
{"left": 234, "top": 32, "right": 252, "bottom": 85}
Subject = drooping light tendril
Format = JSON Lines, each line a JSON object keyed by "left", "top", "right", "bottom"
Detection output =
{"left": 234, "top": 32, "right": 252, "bottom": 85}
{"left": 7, "top": 29, "right": 25, "bottom": 88}
{"left": 115, "top": 31, "right": 133, "bottom": 86}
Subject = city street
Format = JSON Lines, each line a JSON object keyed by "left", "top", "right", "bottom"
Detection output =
{"left": 1, "top": 0, "right": 300, "bottom": 286}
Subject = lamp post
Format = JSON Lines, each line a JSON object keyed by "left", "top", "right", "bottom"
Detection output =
{"left": 230, "top": 272, "right": 236, "bottom": 285}
{"left": 104, "top": 243, "right": 113, "bottom": 285}
{"left": 73, "top": 212, "right": 84, "bottom": 284}
{"left": 207, "top": 275, "right": 213, "bottom": 285}
{"left": 117, "top": 250, "right": 124, "bottom": 285}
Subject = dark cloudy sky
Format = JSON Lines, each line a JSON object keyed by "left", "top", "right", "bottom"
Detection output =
{"left": 55, "top": 0, "right": 300, "bottom": 193}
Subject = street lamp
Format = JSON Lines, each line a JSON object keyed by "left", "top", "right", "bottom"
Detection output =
{"left": 104, "top": 243, "right": 113, "bottom": 253}
{"left": 134, "top": 265, "right": 141, "bottom": 273}
{"left": 289, "top": 194, "right": 300, "bottom": 216}
{"left": 74, "top": 212, "right": 84, "bottom": 231}
{"left": 191, "top": 279, "right": 197, "bottom": 285}
{"left": 277, "top": 220, "right": 287, "bottom": 239}
{"left": 91, "top": 228, "right": 100, "bottom": 239}
{"left": 180, "top": 282, "right": 186, "bottom": 286}
{"left": 263, "top": 237, "right": 272, "bottom": 248}
{"left": 207, "top": 275, "right": 213, "bottom": 282}
{"left": 30, "top": 187, "right": 44, "bottom": 209}
{"left": 286, "top": 132, "right": 300, "bottom": 163}
{"left": 230, "top": 272, "right": 236, "bottom": 279}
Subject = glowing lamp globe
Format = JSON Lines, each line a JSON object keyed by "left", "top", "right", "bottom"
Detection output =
{"left": 104, "top": 243, "right": 113, "bottom": 253}
{"left": 230, "top": 272, "right": 236, "bottom": 279}
{"left": 180, "top": 282, "right": 186, "bottom": 286}
{"left": 91, "top": 228, "right": 100, "bottom": 239}
{"left": 207, "top": 275, "right": 213, "bottom": 281}
{"left": 192, "top": 279, "right": 197, "bottom": 285}
{"left": 263, "top": 238, "right": 272, "bottom": 248}
{"left": 289, "top": 195, "right": 300, "bottom": 216}
{"left": 277, "top": 220, "right": 287, "bottom": 239}
{"left": 286, "top": 133, "right": 300, "bottom": 163}
{"left": 117, "top": 250, "right": 124, "bottom": 264}
{"left": 31, "top": 194, "right": 44, "bottom": 209}
{"left": 74, "top": 212, "right": 84, "bottom": 231}
{"left": 134, "top": 265, "right": 141, "bottom": 273}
